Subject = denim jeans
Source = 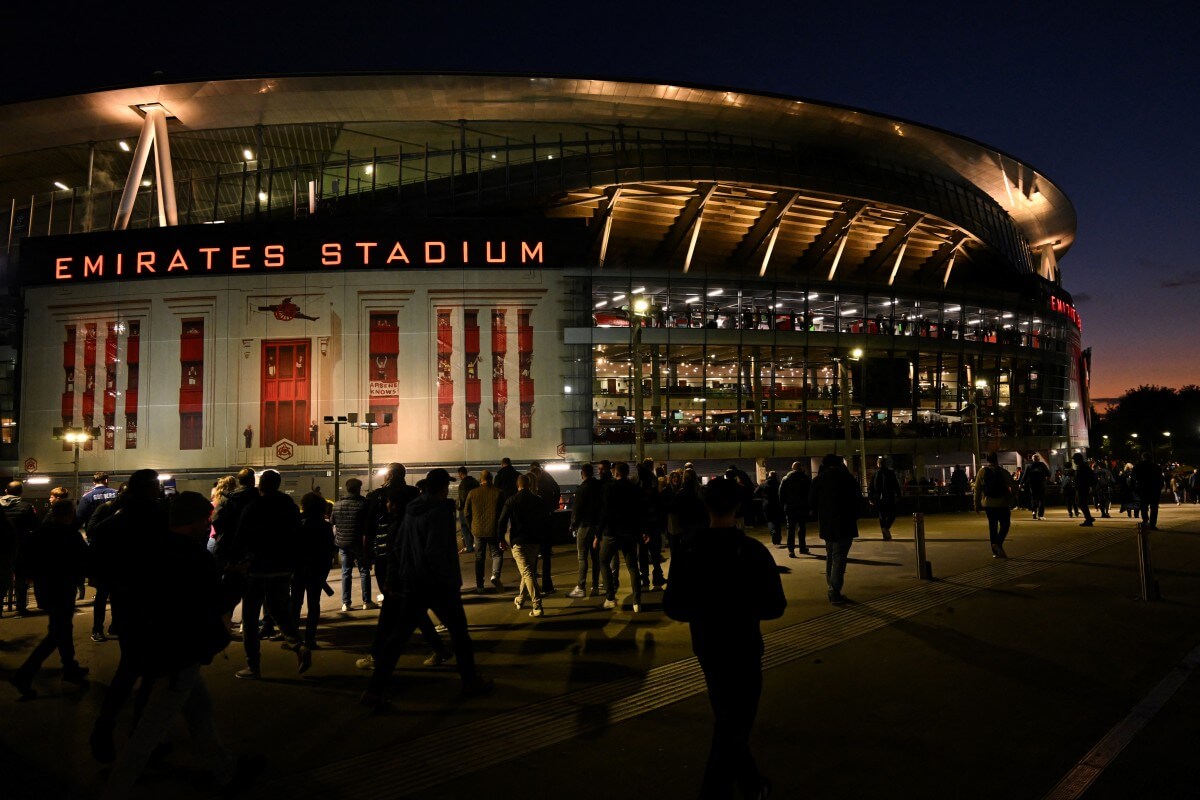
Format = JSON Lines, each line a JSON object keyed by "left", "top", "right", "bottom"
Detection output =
{"left": 242, "top": 574, "right": 302, "bottom": 669}
{"left": 340, "top": 547, "right": 372, "bottom": 606}
{"left": 473, "top": 538, "right": 504, "bottom": 587}
{"left": 574, "top": 525, "right": 600, "bottom": 588}
{"left": 101, "top": 664, "right": 235, "bottom": 800}
{"left": 824, "top": 538, "right": 853, "bottom": 595}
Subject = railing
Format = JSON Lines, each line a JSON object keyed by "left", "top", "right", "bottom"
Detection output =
{"left": 2, "top": 125, "right": 1035, "bottom": 276}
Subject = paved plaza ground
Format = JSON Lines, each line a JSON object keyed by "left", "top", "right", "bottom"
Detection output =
{"left": 3, "top": 504, "right": 1199, "bottom": 799}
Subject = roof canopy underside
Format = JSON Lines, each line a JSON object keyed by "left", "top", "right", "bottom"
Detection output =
{"left": 0, "top": 74, "right": 1076, "bottom": 259}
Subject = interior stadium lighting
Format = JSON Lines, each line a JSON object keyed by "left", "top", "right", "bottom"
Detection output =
{"left": 706, "top": 288, "right": 723, "bottom": 297}
{"left": 544, "top": 463, "right": 571, "bottom": 472}
{"left": 547, "top": 154, "right": 554, "bottom": 160}
{"left": 364, "top": 165, "right": 374, "bottom": 174}
{"left": 685, "top": 296, "right": 701, "bottom": 303}
{"left": 118, "top": 141, "right": 131, "bottom": 152}
{"left": 594, "top": 300, "right": 608, "bottom": 308}
{"left": 257, "top": 192, "right": 268, "bottom": 202}
{"left": 158, "top": 474, "right": 173, "bottom": 481}
{"left": 631, "top": 287, "right": 645, "bottom": 294}
{"left": 243, "top": 149, "right": 254, "bottom": 160}
{"left": 612, "top": 294, "right": 626, "bottom": 302}
{"left": 54, "top": 181, "right": 69, "bottom": 191}
{"left": 491, "top": 153, "right": 497, "bottom": 159}
{"left": 1002, "top": 312, "right": 1014, "bottom": 318}
{"left": 633, "top": 298, "right": 650, "bottom": 314}
{"left": 807, "top": 293, "right": 820, "bottom": 300}
{"left": 141, "top": 180, "right": 151, "bottom": 187}
{"left": 945, "top": 306, "right": 961, "bottom": 312}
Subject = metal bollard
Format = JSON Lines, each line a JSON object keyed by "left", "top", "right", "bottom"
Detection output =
{"left": 913, "top": 512, "right": 933, "bottom": 580}
{"left": 1136, "top": 522, "right": 1160, "bottom": 602}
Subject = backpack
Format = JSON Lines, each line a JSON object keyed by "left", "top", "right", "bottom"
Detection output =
{"left": 983, "top": 466, "right": 1009, "bottom": 499}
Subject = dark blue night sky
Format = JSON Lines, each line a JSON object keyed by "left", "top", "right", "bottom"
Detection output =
{"left": 4, "top": 1, "right": 1196, "bottom": 403}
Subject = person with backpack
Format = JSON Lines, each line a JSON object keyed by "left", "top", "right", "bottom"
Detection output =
{"left": 974, "top": 451, "right": 1015, "bottom": 558}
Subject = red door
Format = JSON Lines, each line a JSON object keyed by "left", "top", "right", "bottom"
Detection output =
{"left": 261, "top": 339, "right": 311, "bottom": 446}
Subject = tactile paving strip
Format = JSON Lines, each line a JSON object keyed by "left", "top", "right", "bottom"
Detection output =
{"left": 275, "top": 528, "right": 1131, "bottom": 797}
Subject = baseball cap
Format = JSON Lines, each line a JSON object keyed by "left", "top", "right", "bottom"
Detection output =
{"left": 424, "top": 468, "right": 456, "bottom": 491}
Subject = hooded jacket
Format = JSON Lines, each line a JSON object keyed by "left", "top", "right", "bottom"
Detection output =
{"left": 808, "top": 464, "right": 861, "bottom": 541}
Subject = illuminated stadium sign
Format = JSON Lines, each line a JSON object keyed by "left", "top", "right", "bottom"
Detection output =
{"left": 20, "top": 217, "right": 588, "bottom": 285}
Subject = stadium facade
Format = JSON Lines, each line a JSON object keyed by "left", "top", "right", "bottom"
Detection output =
{"left": 0, "top": 74, "right": 1088, "bottom": 491}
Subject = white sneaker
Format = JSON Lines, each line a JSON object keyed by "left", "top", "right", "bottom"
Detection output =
{"left": 375, "top": 593, "right": 385, "bottom": 603}
{"left": 513, "top": 595, "right": 523, "bottom": 610}
{"left": 632, "top": 603, "right": 641, "bottom": 613}
{"left": 355, "top": 656, "right": 375, "bottom": 670}
{"left": 529, "top": 608, "right": 544, "bottom": 617}
{"left": 362, "top": 601, "right": 378, "bottom": 611}
{"left": 567, "top": 586, "right": 586, "bottom": 598}
{"left": 341, "top": 603, "right": 350, "bottom": 612}
{"left": 602, "top": 598, "right": 616, "bottom": 610}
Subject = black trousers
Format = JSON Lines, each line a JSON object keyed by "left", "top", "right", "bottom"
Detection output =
{"left": 370, "top": 589, "right": 445, "bottom": 659}
{"left": 368, "top": 587, "right": 476, "bottom": 694}
{"left": 984, "top": 507, "right": 1011, "bottom": 546}
{"left": 242, "top": 575, "right": 303, "bottom": 668}
{"left": 1029, "top": 486, "right": 1046, "bottom": 518}
{"left": 698, "top": 654, "right": 765, "bottom": 799}
{"left": 16, "top": 587, "right": 78, "bottom": 680}
{"left": 876, "top": 501, "right": 897, "bottom": 533}
{"left": 784, "top": 507, "right": 808, "bottom": 552}
{"left": 599, "top": 536, "right": 641, "bottom": 604}
{"left": 1078, "top": 488, "right": 1094, "bottom": 522}
{"left": 537, "top": 541, "right": 554, "bottom": 592}
{"left": 290, "top": 576, "right": 324, "bottom": 644}
{"left": 639, "top": 530, "right": 664, "bottom": 587}
{"left": 1140, "top": 497, "right": 1160, "bottom": 528}
{"left": 92, "top": 580, "right": 110, "bottom": 634}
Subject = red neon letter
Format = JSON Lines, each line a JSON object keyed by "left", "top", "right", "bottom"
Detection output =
{"left": 385, "top": 243, "right": 410, "bottom": 264}
{"left": 486, "top": 241, "right": 507, "bottom": 263}
{"left": 322, "top": 243, "right": 342, "bottom": 266}
{"left": 136, "top": 251, "right": 156, "bottom": 274}
{"left": 356, "top": 242, "right": 378, "bottom": 264}
{"left": 167, "top": 250, "right": 189, "bottom": 271}
{"left": 83, "top": 255, "right": 103, "bottom": 277}
{"left": 55, "top": 257, "right": 73, "bottom": 280}
{"left": 264, "top": 245, "right": 285, "bottom": 268}
{"left": 199, "top": 248, "right": 220, "bottom": 270}
{"left": 231, "top": 246, "right": 251, "bottom": 269}
{"left": 521, "top": 241, "right": 544, "bottom": 263}
{"left": 425, "top": 241, "right": 446, "bottom": 264}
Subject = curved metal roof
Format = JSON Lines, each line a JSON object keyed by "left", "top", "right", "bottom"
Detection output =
{"left": 0, "top": 73, "right": 1075, "bottom": 258}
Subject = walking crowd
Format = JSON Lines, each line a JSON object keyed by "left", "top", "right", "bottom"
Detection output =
{"left": 0, "top": 449, "right": 1186, "bottom": 799}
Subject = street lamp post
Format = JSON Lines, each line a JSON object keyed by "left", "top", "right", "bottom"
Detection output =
{"left": 1163, "top": 431, "right": 1172, "bottom": 462}
{"left": 631, "top": 297, "right": 650, "bottom": 464}
{"left": 348, "top": 412, "right": 392, "bottom": 491}
{"left": 322, "top": 415, "right": 349, "bottom": 500}
{"left": 52, "top": 426, "right": 99, "bottom": 500}
{"left": 1066, "top": 401, "right": 1079, "bottom": 461}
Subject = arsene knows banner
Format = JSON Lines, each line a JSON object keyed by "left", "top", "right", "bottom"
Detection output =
{"left": 17, "top": 217, "right": 590, "bottom": 285}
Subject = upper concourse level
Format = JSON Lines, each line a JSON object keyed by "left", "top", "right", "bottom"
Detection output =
{"left": 0, "top": 74, "right": 1074, "bottom": 294}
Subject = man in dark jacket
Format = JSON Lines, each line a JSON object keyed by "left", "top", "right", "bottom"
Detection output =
{"left": 362, "top": 469, "right": 492, "bottom": 708}
{"left": 456, "top": 466, "right": 481, "bottom": 554}
{"left": 362, "top": 463, "right": 418, "bottom": 589}
{"left": 597, "top": 461, "right": 646, "bottom": 613}
{"left": 869, "top": 456, "right": 901, "bottom": 541}
{"left": 0, "top": 508, "right": 14, "bottom": 622}
{"left": 76, "top": 471, "right": 119, "bottom": 529}
{"left": 778, "top": 462, "right": 811, "bottom": 557}
{"left": 664, "top": 476, "right": 785, "bottom": 800}
{"left": 529, "top": 462, "right": 560, "bottom": 593}
{"left": 1019, "top": 455, "right": 1051, "bottom": 520}
{"left": 567, "top": 463, "right": 602, "bottom": 598}
{"left": 808, "top": 454, "right": 861, "bottom": 605}
{"left": 497, "top": 474, "right": 550, "bottom": 616}
{"left": 1072, "top": 452, "right": 1097, "bottom": 527}
{"left": 753, "top": 471, "right": 784, "bottom": 546}
{"left": 332, "top": 477, "right": 371, "bottom": 611}
{"left": 102, "top": 491, "right": 242, "bottom": 797}
{"left": 494, "top": 457, "right": 520, "bottom": 501}
{"left": 2, "top": 481, "right": 40, "bottom": 616}
{"left": 9, "top": 500, "right": 90, "bottom": 698}
{"left": 1131, "top": 452, "right": 1165, "bottom": 530}
{"left": 232, "top": 470, "right": 311, "bottom": 679}
{"left": 87, "top": 469, "right": 168, "bottom": 764}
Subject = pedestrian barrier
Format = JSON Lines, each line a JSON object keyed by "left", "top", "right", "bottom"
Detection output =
{"left": 913, "top": 512, "right": 933, "bottom": 580}
{"left": 1135, "top": 522, "right": 1159, "bottom": 602}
